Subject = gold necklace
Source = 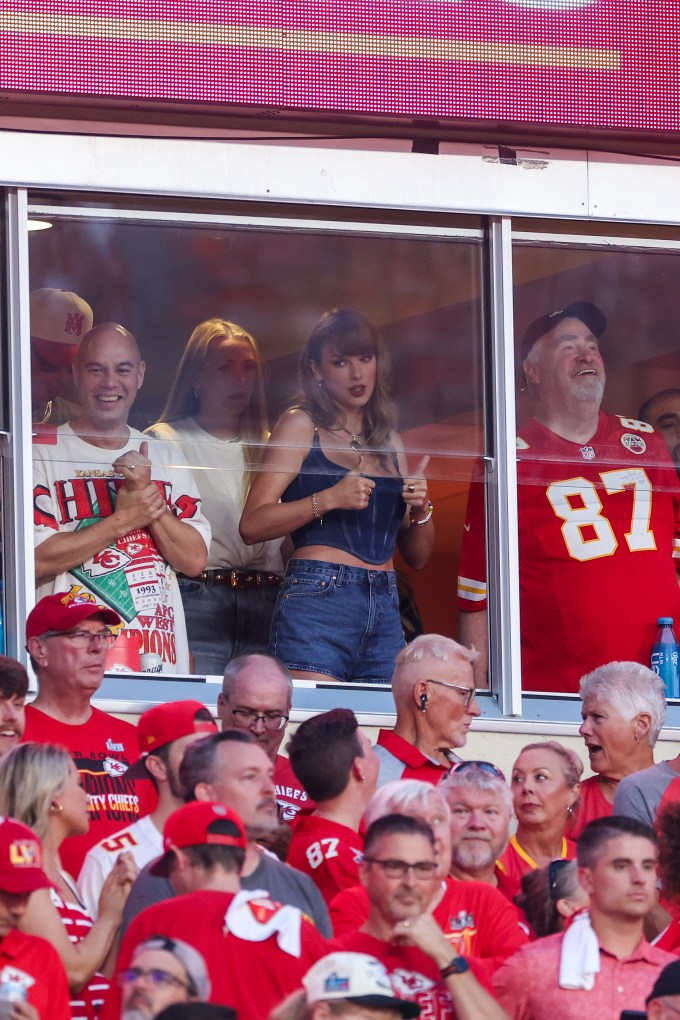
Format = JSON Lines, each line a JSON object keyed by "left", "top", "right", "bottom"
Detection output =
{"left": 331, "top": 422, "right": 363, "bottom": 451}
{"left": 36, "top": 400, "right": 53, "bottom": 426}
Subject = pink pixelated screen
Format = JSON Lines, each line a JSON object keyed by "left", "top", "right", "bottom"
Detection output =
{"left": 0, "top": 1, "right": 676, "bottom": 132}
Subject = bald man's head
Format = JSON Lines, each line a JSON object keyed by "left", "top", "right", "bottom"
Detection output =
{"left": 72, "top": 323, "right": 145, "bottom": 437}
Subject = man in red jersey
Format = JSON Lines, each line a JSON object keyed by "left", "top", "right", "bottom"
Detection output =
{"left": 217, "top": 653, "right": 313, "bottom": 824}
{"left": 373, "top": 635, "right": 481, "bottom": 787}
{"left": 0, "top": 816, "right": 71, "bottom": 1020}
{"left": 335, "top": 813, "right": 510, "bottom": 1020}
{"left": 24, "top": 593, "right": 154, "bottom": 876}
{"left": 107, "top": 802, "right": 327, "bottom": 1020}
{"left": 458, "top": 301, "right": 680, "bottom": 694}
{"left": 286, "top": 708, "right": 378, "bottom": 905}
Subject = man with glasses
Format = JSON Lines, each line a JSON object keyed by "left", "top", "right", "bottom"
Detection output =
{"left": 78, "top": 700, "right": 217, "bottom": 919}
{"left": 336, "top": 814, "right": 509, "bottom": 1020}
{"left": 120, "top": 937, "right": 215, "bottom": 1020}
{"left": 216, "top": 653, "right": 313, "bottom": 824}
{"left": 373, "top": 635, "right": 480, "bottom": 788}
{"left": 24, "top": 592, "right": 154, "bottom": 877}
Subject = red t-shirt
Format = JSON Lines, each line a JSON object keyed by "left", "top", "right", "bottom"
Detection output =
{"left": 23, "top": 704, "right": 155, "bottom": 876}
{"left": 568, "top": 775, "right": 613, "bottom": 840}
{"left": 458, "top": 413, "right": 680, "bottom": 693}
{"left": 0, "top": 928, "right": 71, "bottom": 1020}
{"left": 375, "top": 730, "right": 450, "bottom": 785}
{"left": 330, "top": 876, "right": 527, "bottom": 979}
{"left": 496, "top": 835, "right": 577, "bottom": 903}
{"left": 335, "top": 930, "right": 467, "bottom": 1019}
{"left": 287, "top": 815, "right": 363, "bottom": 906}
{"left": 105, "top": 889, "right": 329, "bottom": 1020}
{"left": 274, "top": 754, "right": 315, "bottom": 824}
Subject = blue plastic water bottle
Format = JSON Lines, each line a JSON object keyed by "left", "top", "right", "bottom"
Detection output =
{"left": 651, "top": 616, "right": 680, "bottom": 699}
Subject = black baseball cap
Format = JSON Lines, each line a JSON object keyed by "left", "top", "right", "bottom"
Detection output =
{"left": 520, "top": 301, "right": 608, "bottom": 365}
{"left": 647, "top": 960, "right": 680, "bottom": 1004}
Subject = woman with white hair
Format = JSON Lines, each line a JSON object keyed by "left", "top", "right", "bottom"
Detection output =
{"left": 576, "top": 661, "right": 665, "bottom": 835}
{"left": 328, "top": 780, "right": 526, "bottom": 978}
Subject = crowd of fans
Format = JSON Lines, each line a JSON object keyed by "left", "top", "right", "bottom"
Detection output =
{"left": 0, "top": 611, "right": 680, "bottom": 1020}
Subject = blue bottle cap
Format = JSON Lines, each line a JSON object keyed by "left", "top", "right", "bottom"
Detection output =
{"left": 658, "top": 617, "right": 674, "bottom": 625}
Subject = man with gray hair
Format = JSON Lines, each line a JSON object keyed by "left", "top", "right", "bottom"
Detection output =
{"left": 373, "top": 634, "right": 480, "bottom": 787}
{"left": 576, "top": 662, "right": 665, "bottom": 837}
{"left": 440, "top": 762, "right": 513, "bottom": 887}
{"left": 120, "top": 937, "right": 212, "bottom": 1020}
{"left": 216, "top": 653, "right": 312, "bottom": 823}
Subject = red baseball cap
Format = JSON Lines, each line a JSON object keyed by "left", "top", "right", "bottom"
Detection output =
{"left": 151, "top": 802, "right": 247, "bottom": 877}
{"left": 128, "top": 701, "right": 217, "bottom": 778}
{"left": 26, "top": 593, "right": 121, "bottom": 641}
{"left": 0, "top": 817, "right": 54, "bottom": 895}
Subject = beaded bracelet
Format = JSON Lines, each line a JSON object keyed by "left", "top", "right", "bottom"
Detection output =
{"left": 409, "top": 500, "right": 434, "bottom": 526}
{"left": 311, "top": 492, "right": 323, "bottom": 522}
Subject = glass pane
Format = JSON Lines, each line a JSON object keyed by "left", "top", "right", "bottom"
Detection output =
{"left": 511, "top": 236, "right": 680, "bottom": 695}
{"left": 28, "top": 210, "right": 484, "bottom": 681}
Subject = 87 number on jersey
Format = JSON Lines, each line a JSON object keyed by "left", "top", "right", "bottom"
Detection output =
{"left": 305, "top": 837, "right": 339, "bottom": 870}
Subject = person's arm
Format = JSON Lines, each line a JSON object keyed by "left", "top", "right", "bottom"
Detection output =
{"left": 459, "top": 609, "right": 489, "bottom": 690}
{"left": 18, "top": 853, "right": 135, "bottom": 993}
{"left": 394, "top": 443, "right": 435, "bottom": 570}
{"left": 240, "top": 410, "right": 377, "bottom": 545}
{"left": 34, "top": 482, "right": 166, "bottom": 580}
{"left": 113, "top": 441, "right": 209, "bottom": 577}
{"left": 391, "top": 914, "right": 510, "bottom": 1020}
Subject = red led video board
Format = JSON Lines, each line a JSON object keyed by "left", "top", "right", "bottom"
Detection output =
{"left": 0, "top": 1, "right": 676, "bottom": 133}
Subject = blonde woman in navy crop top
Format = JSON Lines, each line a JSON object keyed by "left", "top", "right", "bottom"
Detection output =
{"left": 240, "top": 308, "right": 434, "bottom": 684}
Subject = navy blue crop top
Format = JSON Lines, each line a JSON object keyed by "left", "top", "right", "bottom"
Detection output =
{"left": 282, "top": 434, "right": 406, "bottom": 565}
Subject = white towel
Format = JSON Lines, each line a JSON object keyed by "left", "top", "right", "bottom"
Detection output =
{"left": 224, "top": 888, "right": 302, "bottom": 957}
{"left": 559, "top": 910, "right": 601, "bottom": 990}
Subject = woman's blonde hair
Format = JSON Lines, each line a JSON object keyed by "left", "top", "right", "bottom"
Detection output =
{"left": 0, "top": 742, "right": 72, "bottom": 841}
{"left": 153, "top": 317, "right": 270, "bottom": 497}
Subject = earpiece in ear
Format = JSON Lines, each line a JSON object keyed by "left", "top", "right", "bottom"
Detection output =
{"left": 420, "top": 693, "right": 428, "bottom": 713}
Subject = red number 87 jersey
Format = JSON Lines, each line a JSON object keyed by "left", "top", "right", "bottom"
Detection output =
{"left": 457, "top": 412, "right": 680, "bottom": 694}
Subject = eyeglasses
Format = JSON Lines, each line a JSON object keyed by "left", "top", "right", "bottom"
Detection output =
{"left": 362, "top": 857, "right": 438, "bottom": 879}
{"left": 46, "top": 628, "right": 116, "bottom": 649}
{"left": 230, "top": 708, "right": 289, "bottom": 732}
{"left": 425, "top": 679, "right": 478, "bottom": 708}
{"left": 548, "top": 859, "right": 571, "bottom": 903}
{"left": 118, "top": 968, "right": 192, "bottom": 992}
{"left": 450, "top": 760, "right": 505, "bottom": 780}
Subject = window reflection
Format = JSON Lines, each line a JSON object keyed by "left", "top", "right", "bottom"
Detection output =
{"left": 29, "top": 212, "right": 484, "bottom": 676}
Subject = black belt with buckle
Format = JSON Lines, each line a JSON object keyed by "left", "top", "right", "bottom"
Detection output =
{"left": 178, "top": 568, "right": 284, "bottom": 589}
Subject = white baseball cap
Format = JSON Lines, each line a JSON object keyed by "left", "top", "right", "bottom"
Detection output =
{"left": 30, "top": 288, "right": 93, "bottom": 364}
{"left": 303, "top": 953, "right": 420, "bottom": 1018}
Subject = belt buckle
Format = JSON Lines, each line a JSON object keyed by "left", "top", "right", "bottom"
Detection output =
{"left": 230, "top": 569, "right": 239, "bottom": 589}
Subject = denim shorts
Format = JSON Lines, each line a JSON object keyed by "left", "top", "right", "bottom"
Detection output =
{"left": 268, "top": 559, "right": 405, "bottom": 684}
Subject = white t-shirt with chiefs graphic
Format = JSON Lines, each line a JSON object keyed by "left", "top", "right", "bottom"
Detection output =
{"left": 33, "top": 424, "right": 211, "bottom": 673}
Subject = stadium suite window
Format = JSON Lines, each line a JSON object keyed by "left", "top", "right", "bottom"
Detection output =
{"left": 501, "top": 235, "right": 680, "bottom": 698}
{"left": 27, "top": 208, "right": 484, "bottom": 680}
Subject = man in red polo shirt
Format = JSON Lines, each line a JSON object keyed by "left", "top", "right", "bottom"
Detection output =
{"left": 374, "top": 635, "right": 480, "bottom": 787}
{"left": 287, "top": 708, "right": 378, "bottom": 905}
{"left": 0, "top": 817, "right": 70, "bottom": 1019}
